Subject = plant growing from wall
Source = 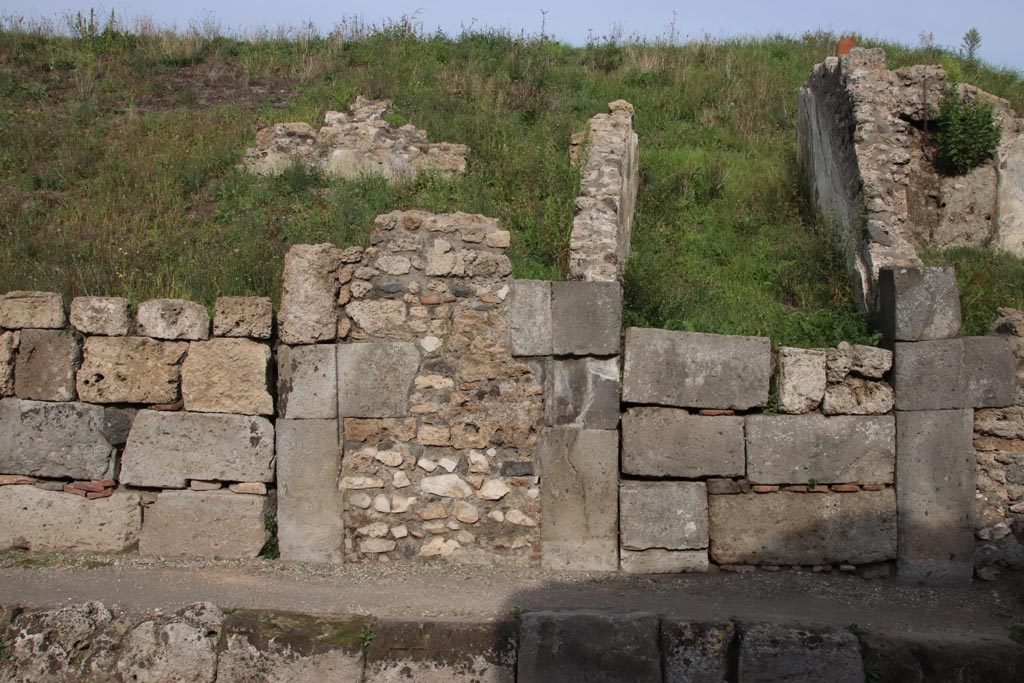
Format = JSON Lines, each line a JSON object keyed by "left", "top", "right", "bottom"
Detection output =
{"left": 933, "top": 87, "right": 1002, "bottom": 175}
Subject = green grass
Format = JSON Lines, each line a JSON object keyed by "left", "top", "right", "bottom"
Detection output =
{"left": 1, "top": 16, "right": 1022, "bottom": 346}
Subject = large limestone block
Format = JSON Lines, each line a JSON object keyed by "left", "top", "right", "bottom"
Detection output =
{"left": 76, "top": 336, "right": 187, "bottom": 404}
{"left": 708, "top": 491, "right": 897, "bottom": 565}
{"left": 879, "top": 267, "right": 961, "bottom": 341}
{"left": 661, "top": 620, "right": 735, "bottom": 683}
{"left": 276, "top": 419, "right": 344, "bottom": 563}
{"left": 0, "top": 291, "right": 65, "bottom": 329}
{"left": 120, "top": 410, "right": 275, "bottom": 488}
{"left": 539, "top": 428, "right": 619, "bottom": 571}
{"left": 14, "top": 328, "right": 80, "bottom": 401}
{"left": 622, "top": 328, "right": 770, "bottom": 410}
{"left": 745, "top": 414, "right": 895, "bottom": 485}
{"left": 737, "top": 623, "right": 865, "bottom": 683}
{"left": 509, "top": 280, "right": 552, "bottom": 356}
{"left": 70, "top": 296, "right": 131, "bottom": 336}
{"left": 277, "top": 344, "right": 337, "bottom": 419}
{"left": 0, "top": 330, "right": 14, "bottom": 397}
{"left": 621, "top": 408, "right": 744, "bottom": 478}
{"left": 137, "top": 299, "right": 210, "bottom": 341}
{"left": 620, "top": 549, "right": 709, "bottom": 574}
{"left": 893, "top": 338, "right": 1015, "bottom": 410}
{"left": 0, "top": 398, "right": 115, "bottom": 479}
{"left": 337, "top": 342, "right": 420, "bottom": 418}
{"left": 0, "top": 487, "right": 140, "bottom": 552}
{"left": 544, "top": 357, "right": 619, "bottom": 430}
{"left": 896, "top": 410, "right": 976, "bottom": 585}
{"left": 279, "top": 243, "right": 344, "bottom": 345}
{"left": 213, "top": 296, "right": 273, "bottom": 339}
{"left": 777, "top": 347, "right": 826, "bottom": 413}
{"left": 181, "top": 338, "right": 273, "bottom": 415}
{"left": 550, "top": 282, "right": 622, "bottom": 356}
{"left": 139, "top": 489, "right": 269, "bottom": 558}
{"left": 620, "top": 481, "right": 708, "bottom": 551}
{"left": 518, "top": 611, "right": 661, "bottom": 683}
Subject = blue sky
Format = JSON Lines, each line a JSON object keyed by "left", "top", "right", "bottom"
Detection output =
{"left": 8, "top": 1, "right": 1023, "bottom": 71}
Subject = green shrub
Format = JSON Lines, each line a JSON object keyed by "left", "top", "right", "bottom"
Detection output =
{"left": 934, "top": 87, "right": 1001, "bottom": 175}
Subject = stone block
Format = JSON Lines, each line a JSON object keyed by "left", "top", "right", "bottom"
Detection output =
{"left": 0, "top": 398, "right": 115, "bottom": 479}
{"left": 745, "top": 414, "right": 895, "bottom": 485}
{"left": 826, "top": 342, "right": 892, "bottom": 381}
{"left": 181, "top": 338, "right": 273, "bottom": 415}
{"left": 544, "top": 357, "right": 619, "bottom": 429}
{"left": 622, "top": 328, "right": 770, "bottom": 410}
{"left": 879, "top": 266, "right": 961, "bottom": 341}
{"left": 621, "top": 408, "right": 744, "bottom": 478}
{"left": 822, "top": 377, "right": 894, "bottom": 415}
{"left": 509, "top": 280, "right": 552, "bottom": 356}
{"left": 661, "top": 620, "right": 735, "bottom": 683}
{"left": 120, "top": 410, "right": 275, "bottom": 488}
{"left": 620, "top": 549, "right": 709, "bottom": 574}
{"left": 76, "top": 336, "right": 187, "bottom": 404}
{"left": 737, "top": 623, "right": 864, "bottom": 683}
{"left": 137, "top": 299, "right": 210, "bottom": 340}
{"left": 894, "top": 338, "right": 1015, "bottom": 410}
{"left": 620, "top": 481, "right": 708, "bottom": 551}
{"left": 0, "top": 330, "right": 14, "bottom": 397}
{"left": 70, "top": 296, "right": 131, "bottom": 336}
{"left": 139, "top": 490, "right": 269, "bottom": 558}
{"left": 517, "top": 611, "right": 661, "bottom": 683}
{"left": 539, "top": 428, "right": 619, "bottom": 571}
{"left": 896, "top": 410, "right": 976, "bottom": 585}
{"left": 14, "top": 328, "right": 79, "bottom": 401}
{"left": 0, "top": 291, "right": 65, "bottom": 329}
{"left": 213, "top": 296, "right": 273, "bottom": 339}
{"left": 277, "top": 344, "right": 337, "bottom": 419}
{"left": 279, "top": 243, "right": 344, "bottom": 345}
{"left": 551, "top": 281, "right": 621, "bottom": 356}
{"left": 708, "top": 490, "right": 897, "bottom": 565}
{"left": 0, "top": 487, "right": 140, "bottom": 552}
{"left": 777, "top": 347, "right": 826, "bottom": 413}
{"left": 276, "top": 419, "right": 344, "bottom": 563}
{"left": 337, "top": 342, "right": 420, "bottom": 418}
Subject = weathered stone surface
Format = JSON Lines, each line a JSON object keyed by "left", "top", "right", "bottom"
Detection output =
{"left": 539, "top": 428, "right": 619, "bottom": 571}
{"left": 276, "top": 419, "right": 344, "bottom": 564}
{"left": 550, "top": 281, "right": 621, "bottom": 356}
{"left": 140, "top": 490, "right": 269, "bottom": 558}
{"left": 621, "top": 408, "right": 744, "bottom": 478}
{"left": 737, "top": 623, "right": 865, "bottom": 683}
{"left": 0, "top": 398, "right": 115, "bottom": 479}
{"left": 76, "top": 336, "right": 187, "bottom": 404}
{"left": 623, "top": 328, "right": 770, "bottom": 409}
{"left": 277, "top": 344, "right": 337, "bottom": 419}
{"left": 544, "top": 357, "right": 619, "bottom": 430}
{"left": 121, "top": 410, "right": 275, "bottom": 488}
{"left": 420, "top": 474, "right": 474, "bottom": 498}
{"left": 826, "top": 342, "right": 893, "bottom": 381}
{"left": 70, "top": 296, "right": 131, "bottom": 336}
{"left": 858, "top": 630, "right": 1024, "bottom": 683}
{"left": 709, "top": 490, "right": 897, "bottom": 565}
{"left": 896, "top": 410, "right": 975, "bottom": 585}
{"left": 620, "top": 481, "right": 708, "bottom": 551}
{"left": 0, "top": 486, "right": 139, "bottom": 552}
{"left": 0, "top": 330, "right": 14, "bottom": 397}
{"left": 894, "top": 338, "right": 1016, "bottom": 410}
{"left": 116, "top": 605, "right": 223, "bottom": 683}
{"left": 137, "top": 298, "right": 210, "bottom": 340}
{"left": 509, "top": 280, "right": 552, "bottom": 356}
{"left": 777, "top": 347, "right": 826, "bottom": 413}
{"left": 279, "top": 243, "right": 344, "bottom": 345}
{"left": 213, "top": 296, "right": 273, "bottom": 339}
{"left": 14, "top": 328, "right": 79, "bottom": 401}
{"left": 822, "top": 377, "right": 895, "bottom": 414}
{"left": 661, "top": 620, "right": 735, "bottom": 683}
{"left": 879, "top": 267, "right": 961, "bottom": 341}
{"left": 746, "top": 414, "right": 895, "bottom": 485}
{"left": 620, "top": 549, "right": 709, "bottom": 574}
{"left": 0, "top": 291, "right": 65, "bottom": 329}
{"left": 997, "top": 128, "right": 1024, "bottom": 255}
{"left": 337, "top": 342, "right": 420, "bottom": 417}
{"left": 182, "top": 338, "right": 273, "bottom": 415}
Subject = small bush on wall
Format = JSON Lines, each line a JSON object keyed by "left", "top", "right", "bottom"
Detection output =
{"left": 934, "top": 87, "right": 1002, "bottom": 175}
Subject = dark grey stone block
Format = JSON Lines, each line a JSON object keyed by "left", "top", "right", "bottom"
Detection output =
{"left": 894, "top": 338, "right": 1015, "bottom": 410}
{"left": 879, "top": 266, "right": 961, "bottom": 341}
{"left": 336, "top": 342, "right": 420, "bottom": 418}
{"left": 509, "top": 280, "right": 552, "bottom": 357}
{"left": 661, "top": 620, "right": 735, "bottom": 683}
{"left": 277, "top": 344, "right": 337, "bottom": 419}
{"left": 620, "top": 481, "right": 708, "bottom": 551}
{"left": 737, "top": 623, "right": 865, "bottom": 683}
{"left": 0, "top": 398, "right": 115, "bottom": 480}
{"left": 622, "top": 407, "right": 743, "bottom": 478}
{"left": 551, "top": 281, "right": 621, "bottom": 356}
{"left": 544, "top": 357, "right": 620, "bottom": 430}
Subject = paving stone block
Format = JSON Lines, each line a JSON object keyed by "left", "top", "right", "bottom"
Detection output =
{"left": 0, "top": 398, "right": 115, "bottom": 479}
{"left": 181, "top": 338, "right": 273, "bottom": 415}
{"left": 70, "top": 296, "right": 132, "bottom": 336}
{"left": 277, "top": 419, "right": 344, "bottom": 563}
{"left": 620, "top": 549, "right": 709, "bottom": 574}
{"left": 746, "top": 414, "right": 895, "bottom": 485}
{"left": 661, "top": 620, "right": 735, "bottom": 683}
{"left": 737, "top": 623, "right": 865, "bottom": 683}
{"left": 622, "top": 408, "right": 744, "bottom": 478}
{"left": 137, "top": 299, "right": 210, "bottom": 341}
{"left": 622, "top": 328, "right": 770, "bottom": 410}
{"left": 277, "top": 344, "right": 338, "bottom": 419}
{"left": 544, "top": 357, "right": 619, "bottom": 429}
{"left": 894, "top": 338, "right": 1015, "bottom": 410}
{"left": 213, "top": 296, "right": 273, "bottom": 339}
{"left": 120, "top": 410, "right": 275, "bottom": 488}
{"left": 620, "top": 481, "right": 708, "bottom": 551}
{"left": 0, "top": 291, "right": 65, "bottom": 329}
{"left": 550, "top": 281, "right": 621, "bottom": 356}
{"left": 517, "top": 611, "right": 661, "bottom": 683}
{"left": 896, "top": 410, "right": 975, "bottom": 585}
{"left": 14, "top": 328, "right": 80, "bottom": 401}
{"left": 879, "top": 266, "right": 961, "bottom": 341}
{"left": 0, "top": 487, "right": 140, "bottom": 552}
{"left": 509, "top": 280, "right": 552, "bottom": 357}
{"left": 539, "top": 428, "right": 618, "bottom": 571}
{"left": 708, "top": 490, "right": 897, "bottom": 565}
{"left": 337, "top": 342, "right": 420, "bottom": 418}
{"left": 139, "top": 489, "right": 269, "bottom": 558}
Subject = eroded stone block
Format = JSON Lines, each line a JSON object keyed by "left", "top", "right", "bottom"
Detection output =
{"left": 137, "top": 299, "right": 210, "bottom": 341}
{"left": 181, "top": 338, "right": 273, "bottom": 415}
{"left": 777, "top": 347, "right": 826, "bottom": 414}
{"left": 277, "top": 344, "right": 337, "bottom": 419}
{"left": 620, "top": 481, "right": 708, "bottom": 551}
{"left": 622, "top": 408, "right": 744, "bottom": 478}
{"left": 213, "top": 296, "right": 273, "bottom": 339}
{"left": 551, "top": 281, "right": 621, "bottom": 356}
{"left": 70, "top": 296, "right": 131, "bottom": 336}
{"left": 279, "top": 243, "right": 344, "bottom": 345}
{"left": 737, "top": 624, "right": 864, "bottom": 683}
{"left": 337, "top": 342, "right": 420, "bottom": 418}
{"left": 879, "top": 266, "right": 961, "bottom": 341}
{"left": 77, "top": 336, "right": 187, "bottom": 404}
{"left": 139, "top": 490, "right": 269, "bottom": 558}
{"left": 0, "top": 330, "right": 15, "bottom": 397}
{"left": 0, "top": 398, "right": 115, "bottom": 479}
{"left": 544, "top": 357, "right": 619, "bottom": 429}
{"left": 661, "top": 620, "right": 735, "bottom": 683}
{"left": 14, "top": 328, "right": 79, "bottom": 401}
{"left": 509, "top": 280, "right": 552, "bottom": 357}
{"left": 0, "top": 291, "right": 65, "bottom": 329}
{"left": 0, "top": 487, "right": 139, "bottom": 552}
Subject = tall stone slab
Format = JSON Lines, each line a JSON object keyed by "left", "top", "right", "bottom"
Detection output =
{"left": 0, "top": 398, "right": 115, "bottom": 479}
{"left": 279, "top": 243, "right": 345, "bottom": 345}
{"left": 139, "top": 490, "right": 269, "bottom": 558}
{"left": 539, "top": 428, "right": 618, "bottom": 571}
{"left": 277, "top": 419, "right": 344, "bottom": 563}
{"left": 509, "top": 280, "right": 552, "bottom": 357}
{"left": 336, "top": 342, "right": 420, "bottom": 418}
{"left": 896, "top": 409, "right": 976, "bottom": 584}
{"left": 277, "top": 344, "right": 337, "bottom": 419}
{"left": 622, "top": 408, "right": 744, "bottom": 478}
{"left": 0, "top": 487, "right": 140, "bottom": 552}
